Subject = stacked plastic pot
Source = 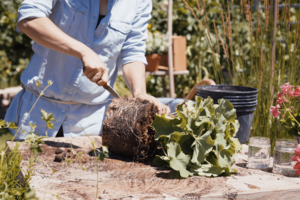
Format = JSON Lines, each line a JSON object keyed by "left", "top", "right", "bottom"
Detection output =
{"left": 197, "top": 85, "right": 258, "bottom": 144}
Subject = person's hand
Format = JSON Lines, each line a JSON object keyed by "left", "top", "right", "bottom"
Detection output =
{"left": 136, "top": 94, "right": 171, "bottom": 115}
{"left": 81, "top": 50, "right": 109, "bottom": 86}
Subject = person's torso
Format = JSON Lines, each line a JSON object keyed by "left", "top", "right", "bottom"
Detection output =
{"left": 22, "top": 0, "right": 139, "bottom": 104}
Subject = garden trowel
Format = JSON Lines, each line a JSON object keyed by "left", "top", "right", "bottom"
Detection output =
{"left": 83, "top": 66, "right": 121, "bottom": 99}
{"left": 103, "top": 84, "right": 121, "bottom": 99}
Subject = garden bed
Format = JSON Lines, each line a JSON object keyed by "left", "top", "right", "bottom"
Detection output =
{"left": 6, "top": 136, "right": 300, "bottom": 200}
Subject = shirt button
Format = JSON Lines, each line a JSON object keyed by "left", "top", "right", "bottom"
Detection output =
{"left": 72, "top": 2, "right": 75, "bottom": 6}
{"left": 69, "top": 91, "right": 73, "bottom": 95}
{"left": 62, "top": 110, "right": 66, "bottom": 113}
{"left": 87, "top": 43, "right": 90, "bottom": 46}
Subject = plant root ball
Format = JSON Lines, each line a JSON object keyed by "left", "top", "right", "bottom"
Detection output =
{"left": 102, "top": 98, "right": 159, "bottom": 162}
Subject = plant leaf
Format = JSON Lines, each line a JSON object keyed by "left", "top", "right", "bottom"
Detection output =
{"left": 153, "top": 155, "right": 170, "bottom": 167}
{"left": 41, "top": 109, "right": 56, "bottom": 123}
{"left": 97, "top": 146, "right": 109, "bottom": 161}
{"left": 191, "top": 121, "right": 215, "bottom": 165}
{"left": 7, "top": 121, "right": 18, "bottom": 130}
{"left": 29, "top": 122, "right": 37, "bottom": 131}
{"left": 0, "top": 119, "right": 5, "bottom": 127}
{"left": 167, "top": 142, "right": 192, "bottom": 178}
{"left": 29, "top": 144, "right": 43, "bottom": 157}
{"left": 152, "top": 114, "right": 182, "bottom": 140}
{"left": 215, "top": 99, "right": 237, "bottom": 123}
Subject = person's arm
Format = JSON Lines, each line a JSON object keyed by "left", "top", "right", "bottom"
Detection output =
{"left": 18, "top": 17, "right": 108, "bottom": 86}
{"left": 17, "top": 0, "right": 108, "bottom": 86}
{"left": 120, "top": 0, "right": 170, "bottom": 115}
{"left": 123, "top": 62, "right": 170, "bottom": 115}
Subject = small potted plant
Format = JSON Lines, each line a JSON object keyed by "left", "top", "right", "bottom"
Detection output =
{"left": 270, "top": 82, "right": 300, "bottom": 143}
{"left": 145, "top": 31, "right": 168, "bottom": 72}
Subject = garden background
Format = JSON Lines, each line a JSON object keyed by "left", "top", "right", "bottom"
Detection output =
{"left": 1, "top": 0, "right": 300, "bottom": 150}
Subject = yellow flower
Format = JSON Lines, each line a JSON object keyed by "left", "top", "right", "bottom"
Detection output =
{"left": 35, "top": 80, "right": 41, "bottom": 87}
{"left": 147, "top": 23, "right": 152, "bottom": 29}
{"left": 48, "top": 80, "right": 53, "bottom": 86}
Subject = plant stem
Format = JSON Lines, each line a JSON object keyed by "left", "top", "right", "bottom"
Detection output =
{"left": 5, "top": 84, "right": 52, "bottom": 153}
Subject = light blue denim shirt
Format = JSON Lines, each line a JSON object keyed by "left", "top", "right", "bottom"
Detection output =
{"left": 5, "top": 0, "right": 151, "bottom": 139}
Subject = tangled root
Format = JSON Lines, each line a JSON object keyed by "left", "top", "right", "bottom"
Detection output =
{"left": 102, "top": 98, "right": 159, "bottom": 162}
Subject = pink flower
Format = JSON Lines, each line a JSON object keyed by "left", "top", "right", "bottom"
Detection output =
{"left": 276, "top": 97, "right": 284, "bottom": 106}
{"left": 270, "top": 105, "right": 281, "bottom": 118}
{"left": 277, "top": 92, "right": 283, "bottom": 98}
{"left": 293, "top": 162, "right": 300, "bottom": 170}
{"left": 295, "top": 145, "right": 300, "bottom": 155}
{"left": 290, "top": 86, "right": 300, "bottom": 97}
{"left": 280, "top": 82, "right": 294, "bottom": 95}
{"left": 292, "top": 155, "right": 300, "bottom": 162}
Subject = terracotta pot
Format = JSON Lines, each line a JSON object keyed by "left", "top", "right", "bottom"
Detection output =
{"left": 146, "top": 54, "right": 161, "bottom": 72}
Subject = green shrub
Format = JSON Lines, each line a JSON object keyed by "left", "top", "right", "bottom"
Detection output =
{"left": 0, "top": 0, "right": 32, "bottom": 89}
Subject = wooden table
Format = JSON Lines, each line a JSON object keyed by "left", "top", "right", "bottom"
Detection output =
{"left": 7, "top": 136, "right": 300, "bottom": 200}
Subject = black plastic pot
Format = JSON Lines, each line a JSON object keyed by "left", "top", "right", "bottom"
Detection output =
{"left": 197, "top": 92, "right": 258, "bottom": 100}
{"left": 198, "top": 94, "right": 257, "bottom": 105}
{"left": 197, "top": 85, "right": 258, "bottom": 96}
{"left": 197, "top": 85, "right": 259, "bottom": 144}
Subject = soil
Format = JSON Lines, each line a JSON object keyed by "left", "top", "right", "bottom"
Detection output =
{"left": 102, "top": 98, "right": 159, "bottom": 162}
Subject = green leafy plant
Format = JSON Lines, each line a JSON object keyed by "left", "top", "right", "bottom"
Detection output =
{"left": 0, "top": 80, "right": 54, "bottom": 199}
{"left": 152, "top": 96, "right": 241, "bottom": 178}
{"left": 0, "top": 142, "right": 37, "bottom": 200}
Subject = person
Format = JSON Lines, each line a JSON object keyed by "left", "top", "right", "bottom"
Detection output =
{"left": 5, "top": 0, "right": 170, "bottom": 139}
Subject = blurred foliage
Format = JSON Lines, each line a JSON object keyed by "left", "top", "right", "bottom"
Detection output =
{"left": 146, "top": 0, "right": 226, "bottom": 97}
{"left": 0, "top": 0, "right": 32, "bottom": 89}
{"left": 145, "top": 30, "right": 168, "bottom": 55}
{"left": 114, "top": 76, "right": 132, "bottom": 98}
{"left": 171, "top": 0, "right": 300, "bottom": 151}
{"left": 146, "top": 0, "right": 258, "bottom": 97}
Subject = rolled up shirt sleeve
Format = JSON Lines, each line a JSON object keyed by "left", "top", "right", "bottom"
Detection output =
{"left": 17, "top": 0, "right": 58, "bottom": 32}
{"left": 120, "top": 0, "right": 152, "bottom": 66}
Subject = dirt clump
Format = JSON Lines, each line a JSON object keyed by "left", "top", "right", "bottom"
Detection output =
{"left": 54, "top": 155, "right": 64, "bottom": 162}
{"left": 51, "top": 148, "right": 88, "bottom": 164}
{"left": 55, "top": 148, "right": 63, "bottom": 154}
{"left": 102, "top": 98, "right": 159, "bottom": 162}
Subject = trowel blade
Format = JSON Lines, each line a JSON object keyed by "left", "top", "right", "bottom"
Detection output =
{"left": 103, "top": 84, "right": 121, "bottom": 99}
